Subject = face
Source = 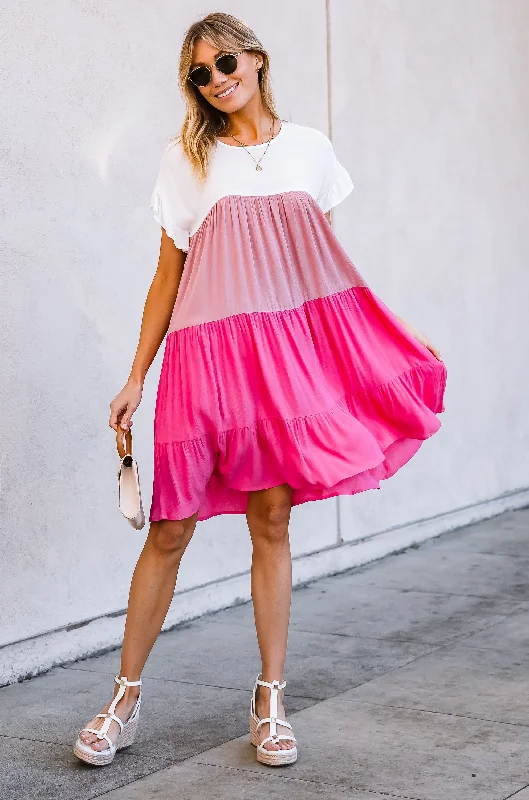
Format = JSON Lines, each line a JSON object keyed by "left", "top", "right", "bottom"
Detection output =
{"left": 189, "top": 39, "right": 262, "bottom": 111}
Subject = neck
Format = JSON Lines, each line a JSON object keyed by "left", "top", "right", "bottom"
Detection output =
{"left": 224, "top": 96, "right": 275, "bottom": 144}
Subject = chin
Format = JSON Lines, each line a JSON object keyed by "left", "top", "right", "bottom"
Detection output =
{"left": 231, "top": 99, "right": 249, "bottom": 111}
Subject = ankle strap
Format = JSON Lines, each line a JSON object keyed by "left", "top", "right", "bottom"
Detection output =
{"left": 256, "top": 675, "right": 286, "bottom": 690}
{"left": 114, "top": 674, "right": 142, "bottom": 687}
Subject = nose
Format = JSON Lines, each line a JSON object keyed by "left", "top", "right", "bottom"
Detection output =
{"left": 211, "top": 63, "right": 230, "bottom": 89}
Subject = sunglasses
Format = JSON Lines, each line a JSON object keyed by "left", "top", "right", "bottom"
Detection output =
{"left": 188, "top": 51, "right": 243, "bottom": 88}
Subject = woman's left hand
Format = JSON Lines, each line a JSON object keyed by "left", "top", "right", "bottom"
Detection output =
{"left": 397, "top": 317, "right": 443, "bottom": 362}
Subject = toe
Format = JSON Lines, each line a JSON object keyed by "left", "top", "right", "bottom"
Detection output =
{"left": 264, "top": 741, "right": 280, "bottom": 751}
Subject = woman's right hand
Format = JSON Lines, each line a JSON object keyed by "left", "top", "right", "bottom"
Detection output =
{"left": 109, "top": 378, "right": 143, "bottom": 431}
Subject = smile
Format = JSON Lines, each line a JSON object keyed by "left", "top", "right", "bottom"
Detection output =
{"left": 216, "top": 82, "right": 239, "bottom": 99}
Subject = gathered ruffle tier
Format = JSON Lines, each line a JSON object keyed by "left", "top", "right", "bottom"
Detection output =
{"left": 150, "top": 284, "right": 447, "bottom": 522}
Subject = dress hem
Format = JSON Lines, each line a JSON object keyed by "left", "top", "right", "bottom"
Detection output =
{"left": 149, "top": 359, "right": 446, "bottom": 523}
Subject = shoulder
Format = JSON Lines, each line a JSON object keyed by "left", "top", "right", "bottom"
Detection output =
{"left": 281, "top": 122, "right": 336, "bottom": 166}
{"left": 155, "top": 137, "right": 190, "bottom": 178}
{"left": 160, "top": 135, "right": 184, "bottom": 158}
{"left": 156, "top": 137, "right": 205, "bottom": 193}
{"left": 152, "top": 137, "right": 198, "bottom": 209}
{"left": 283, "top": 121, "right": 333, "bottom": 149}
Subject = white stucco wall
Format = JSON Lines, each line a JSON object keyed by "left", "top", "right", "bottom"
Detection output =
{"left": 331, "top": 0, "right": 529, "bottom": 539}
{"left": 1, "top": 0, "right": 528, "bottom": 684}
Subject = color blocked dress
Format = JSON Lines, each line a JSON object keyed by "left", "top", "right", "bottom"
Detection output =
{"left": 149, "top": 120, "right": 447, "bottom": 522}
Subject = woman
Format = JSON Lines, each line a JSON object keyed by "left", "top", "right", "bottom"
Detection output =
{"left": 74, "top": 12, "right": 447, "bottom": 768}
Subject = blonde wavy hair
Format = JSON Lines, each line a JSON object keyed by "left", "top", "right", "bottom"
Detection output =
{"left": 176, "top": 12, "right": 280, "bottom": 183}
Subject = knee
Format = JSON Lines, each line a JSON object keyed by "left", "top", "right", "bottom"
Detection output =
{"left": 147, "top": 517, "right": 195, "bottom": 556}
{"left": 248, "top": 502, "right": 291, "bottom": 546}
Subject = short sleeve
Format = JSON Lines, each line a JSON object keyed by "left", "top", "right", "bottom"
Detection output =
{"left": 316, "top": 136, "right": 354, "bottom": 214}
{"left": 151, "top": 140, "right": 194, "bottom": 252}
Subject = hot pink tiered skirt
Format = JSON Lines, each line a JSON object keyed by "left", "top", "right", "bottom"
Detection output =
{"left": 150, "top": 191, "right": 447, "bottom": 522}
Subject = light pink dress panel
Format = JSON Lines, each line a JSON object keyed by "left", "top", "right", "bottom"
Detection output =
{"left": 167, "top": 191, "right": 365, "bottom": 333}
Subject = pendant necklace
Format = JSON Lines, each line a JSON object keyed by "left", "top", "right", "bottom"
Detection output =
{"left": 229, "top": 116, "right": 278, "bottom": 171}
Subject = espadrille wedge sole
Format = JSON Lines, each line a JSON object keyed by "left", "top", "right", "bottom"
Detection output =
{"left": 249, "top": 674, "right": 297, "bottom": 766}
{"left": 73, "top": 675, "right": 142, "bottom": 766}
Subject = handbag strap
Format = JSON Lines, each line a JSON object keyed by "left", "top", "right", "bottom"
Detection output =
{"left": 116, "top": 427, "right": 133, "bottom": 460}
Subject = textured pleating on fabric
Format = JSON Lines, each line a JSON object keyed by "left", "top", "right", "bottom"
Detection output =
{"left": 164, "top": 190, "right": 364, "bottom": 332}
{"left": 149, "top": 190, "right": 447, "bottom": 522}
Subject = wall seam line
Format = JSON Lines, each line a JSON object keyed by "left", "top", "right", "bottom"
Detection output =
{"left": 326, "top": 0, "right": 332, "bottom": 140}
{"left": 325, "top": 0, "right": 341, "bottom": 544}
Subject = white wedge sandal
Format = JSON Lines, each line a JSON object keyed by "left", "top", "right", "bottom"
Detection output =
{"left": 249, "top": 674, "right": 298, "bottom": 766}
{"left": 73, "top": 675, "right": 142, "bottom": 766}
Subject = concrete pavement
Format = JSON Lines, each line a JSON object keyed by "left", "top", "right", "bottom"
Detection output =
{"left": 2, "top": 507, "right": 529, "bottom": 799}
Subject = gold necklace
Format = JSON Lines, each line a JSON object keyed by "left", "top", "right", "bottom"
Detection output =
{"left": 229, "top": 116, "right": 277, "bottom": 171}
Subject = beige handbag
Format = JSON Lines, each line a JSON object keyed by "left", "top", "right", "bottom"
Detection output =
{"left": 116, "top": 427, "right": 145, "bottom": 530}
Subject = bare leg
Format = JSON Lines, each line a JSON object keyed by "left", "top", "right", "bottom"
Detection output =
{"left": 79, "top": 513, "right": 198, "bottom": 751}
{"left": 246, "top": 484, "right": 296, "bottom": 752}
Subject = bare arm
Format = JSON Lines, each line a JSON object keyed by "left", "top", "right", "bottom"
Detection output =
{"left": 128, "top": 229, "right": 186, "bottom": 383}
{"left": 109, "top": 229, "right": 187, "bottom": 431}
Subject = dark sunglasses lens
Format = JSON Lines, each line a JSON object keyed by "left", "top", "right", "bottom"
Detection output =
{"left": 190, "top": 67, "right": 210, "bottom": 87}
{"left": 216, "top": 54, "right": 238, "bottom": 75}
